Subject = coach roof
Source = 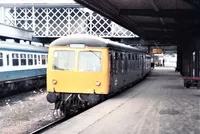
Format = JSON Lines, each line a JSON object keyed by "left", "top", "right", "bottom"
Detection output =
{"left": 50, "top": 34, "right": 145, "bottom": 53}
{"left": 0, "top": 41, "right": 48, "bottom": 52}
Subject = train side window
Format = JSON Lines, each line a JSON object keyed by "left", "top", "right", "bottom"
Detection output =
{"left": 124, "top": 54, "right": 128, "bottom": 71}
{"left": 20, "top": 54, "right": 26, "bottom": 66}
{"left": 12, "top": 53, "right": 19, "bottom": 66}
{"left": 28, "top": 54, "right": 33, "bottom": 65}
{"left": 38, "top": 55, "right": 41, "bottom": 65}
{"left": 6, "top": 54, "right": 9, "bottom": 66}
{"left": 120, "top": 53, "right": 123, "bottom": 60}
{"left": 34, "top": 54, "right": 37, "bottom": 65}
{"left": 132, "top": 54, "right": 134, "bottom": 60}
{"left": 115, "top": 53, "right": 118, "bottom": 74}
{"left": 42, "top": 55, "right": 46, "bottom": 65}
{"left": 128, "top": 54, "right": 131, "bottom": 60}
{"left": 0, "top": 53, "right": 3, "bottom": 66}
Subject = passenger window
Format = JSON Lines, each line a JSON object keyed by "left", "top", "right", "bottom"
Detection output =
{"left": 124, "top": 54, "right": 128, "bottom": 71}
{"left": 120, "top": 53, "right": 123, "bottom": 60}
{"left": 0, "top": 53, "right": 3, "bottom": 66}
{"left": 12, "top": 53, "right": 19, "bottom": 66}
{"left": 38, "top": 55, "right": 40, "bottom": 65}
{"left": 20, "top": 54, "right": 26, "bottom": 66}
{"left": 132, "top": 54, "right": 134, "bottom": 60}
{"left": 42, "top": 55, "right": 46, "bottom": 65}
{"left": 28, "top": 54, "right": 33, "bottom": 65}
{"left": 6, "top": 54, "right": 9, "bottom": 66}
{"left": 34, "top": 54, "right": 37, "bottom": 65}
{"left": 128, "top": 54, "right": 131, "bottom": 60}
{"left": 115, "top": 53, "right": 118, "bottom": 74}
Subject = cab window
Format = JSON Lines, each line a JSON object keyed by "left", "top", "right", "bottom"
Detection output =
{"left": 53, "top": 50, "right": 75, "bottom": 70}
{"left": 78, "top": 51, "right": 102, "bottom": 72}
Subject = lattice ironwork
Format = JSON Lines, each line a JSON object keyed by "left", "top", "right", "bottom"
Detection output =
{"left": 3, "top": 6, "right": 138, "bottom": 38}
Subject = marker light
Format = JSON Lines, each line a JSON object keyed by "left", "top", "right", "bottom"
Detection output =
{"left": 96, "top": 81, "right": 101, "bottom": 86}
{"left": 52, "top": 79, "right": 57, "bottom": 85}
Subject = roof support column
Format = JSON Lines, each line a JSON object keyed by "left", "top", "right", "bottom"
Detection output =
{"left": 195, "top": 44, "right": 199, "bottom": 77}
{"left": 179, "top": 39, "right": 192, "bottom": 77}
{"left": 176, "top": 44, "right": 181, "bottom": 72}
{"left": 189, "top": 52, "right": 194, "bottom": 77}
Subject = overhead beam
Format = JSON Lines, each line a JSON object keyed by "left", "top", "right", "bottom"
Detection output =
{"left": 137, "top": 23, "right": 200, "bottom": 30}
{"left": 119, "top": 9, "right": 200, "bottom": 19}
{"left": 137, "top": 23, "right": 177, "bottom": 29}
{"left": 183, "top": 0, "right": 200, "bottom": 9}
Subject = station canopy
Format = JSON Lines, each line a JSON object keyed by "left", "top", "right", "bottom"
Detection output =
{"left": 75, "top": 0, "right": 200, "bottom": 41}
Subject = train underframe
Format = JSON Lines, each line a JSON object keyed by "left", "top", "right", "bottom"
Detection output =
{"left": 47, "top": 92, "right": 107, "bottom": 117}
{"left": 0, "top": 76, "right": 46, "bottom": 98}
{"left": 47, "top": 71, "right": 150, "bottom": 117}
{"left": 47, "top": 78, "right": 143, "bottom": 117}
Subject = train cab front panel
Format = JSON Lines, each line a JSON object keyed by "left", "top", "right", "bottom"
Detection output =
{"left": 47, "top": 44, "right": 110, "bottom": 95}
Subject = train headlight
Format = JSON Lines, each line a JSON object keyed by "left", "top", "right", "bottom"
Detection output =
{"left": 96, "top": 81, "right": 101, "bottom": 86}
{"left": 52, "top": 79, "right": 57, "bottom": 85}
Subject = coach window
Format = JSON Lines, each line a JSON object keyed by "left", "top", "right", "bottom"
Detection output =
{"left": 132, "top": 54, "right": 134, "bottom": 60}
{"left": 20, "top": 54, "right": 26, "bottom": 66}
{"left": 128, "top": 54, "right": 131, "bottom": 70}
{"left": 128, "top": 54, "right": 131, "bottom": 60}
{"left": 119, "top": 53, "right": 121, "bottom": 73}
{"left": 38, "top": 55, "right": 41, "bottom": 65}
{"left": 124, "top": 54, "right": 128, "bottom": 71}
{"left": 28, "top": 54, "right": 33, "bottom": 65}
{"left": 0, "top": 53, "right": 3, "bottom": 66}
{"left": 42, "top": 55, "right": 46, "bottom": 65}
{"left": 6, "top": 54, "right": 9, "bottom": 66}
{"left": 34, "top": 54, "right": 37, "bottom": 65}
{"left": 12, "top": 53, "right": 19, "bottom": 66}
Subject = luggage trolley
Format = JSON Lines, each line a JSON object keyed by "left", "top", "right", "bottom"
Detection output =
{"left": 183, "top": 77, "right": 200, "bottom": 89}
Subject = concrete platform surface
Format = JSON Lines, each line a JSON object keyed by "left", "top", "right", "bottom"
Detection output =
{"left": 44, "top": 67, "right": 200, "bottom": 134}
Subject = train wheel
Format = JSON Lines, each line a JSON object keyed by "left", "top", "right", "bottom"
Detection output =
{"left": 100, "top": 94, "right": 107, "bottom": 101}
{"left": 185, "top": 83, "right": 191, "bottom": 88}
{"left": 197, "top": 81, "right": 200, "bottom": 89}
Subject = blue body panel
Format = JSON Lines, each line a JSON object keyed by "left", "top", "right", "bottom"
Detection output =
{"left": 0, "top": 68, "right": 46, "bottom": 81}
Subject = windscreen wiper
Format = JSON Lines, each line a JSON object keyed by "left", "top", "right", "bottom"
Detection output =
{"left": 89, "top": 50, "right": 101, "bottom": 60}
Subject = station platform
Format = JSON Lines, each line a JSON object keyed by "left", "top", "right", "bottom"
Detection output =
{"left": 44, "top": 67, "right": 200, "bottom": 134}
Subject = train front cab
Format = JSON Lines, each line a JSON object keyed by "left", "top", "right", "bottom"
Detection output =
{"left": 46, "top": 44, "right": 110, "bottom": 102}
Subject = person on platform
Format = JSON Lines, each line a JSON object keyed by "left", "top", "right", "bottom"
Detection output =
{"left": 163, "top": 59, "right": 165, "bottom": 66}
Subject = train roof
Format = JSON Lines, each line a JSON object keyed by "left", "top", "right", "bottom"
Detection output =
{"left": 0, "top": 41, "right": 48, "bottom": 53}
{"left": 50, "top": 34, "right": 148, "bottom": 53}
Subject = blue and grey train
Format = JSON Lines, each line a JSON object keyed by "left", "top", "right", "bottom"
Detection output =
{"left": 0, "top": 41, "right": 48, "bottom": 98}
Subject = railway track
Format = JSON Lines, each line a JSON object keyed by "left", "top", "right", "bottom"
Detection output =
{"left": 30, "top": 109, "right": 87, "bottom": 134}
{"left": 30, "top": 117, "right": 66, "bottom": 134}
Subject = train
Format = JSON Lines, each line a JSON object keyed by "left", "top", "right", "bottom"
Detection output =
{"left": 0, "top": 40, "right": 48, "bottom": 98}
{"left": 46, "top": 34, "right": 151, "bottom": 116}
